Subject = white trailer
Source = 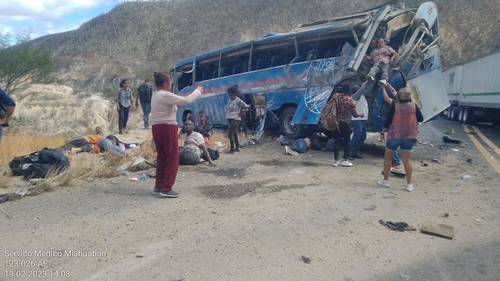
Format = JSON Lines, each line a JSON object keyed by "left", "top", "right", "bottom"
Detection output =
{"left": 444, "top": 50, "right": 500, "bottom": 125}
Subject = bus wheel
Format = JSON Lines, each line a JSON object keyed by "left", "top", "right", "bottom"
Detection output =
{"left": 280, "top": 107, "right": 304, "bottom": 139}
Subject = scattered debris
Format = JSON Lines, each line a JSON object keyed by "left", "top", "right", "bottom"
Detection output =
{"left": 475, "top": 218, "right": 483, "bottom": 222}
{"left": 442, "top": 213, "right": 450, "bottom": 218}
{"left": 451, "top": 148, "right": 460, "bottom": 152}
{"left": 431, "top": 159, "right": 440, "bottom": 163}
{"left": 420, "top": 223, "right": 454, "bottom": 239}
{"left": 466, "top": 158, "right": 473, "bottom": 164}
{"left": 443, "top": 135, "right": 463, "bottom": 144}
{"left": 129, "top": 177, "right": 139, "bottom": 181}
{"left": 0, "top": 194, "right": 8, "bottom": 204}
{"left": 300, "top": 255, "right": 311, "bottom": 264}
{"left": 400, "top": 274, "right": 412, "bottom": 281}
{"left": 285, "top": 146, "right": 299, "bottom": 156}
{"left": 461, "top": 175, "right": 472, "bottom": 180}
{"left": 379, "top": 220, "right": 416, "bottom": 232}
{"left": 381, "top": 169, "right": 406, "bottom": 178}
{"left": 135, "top": 254, "right": 144, "bottom": 258}
{"left": 446, "top": 128, "right": 455, "bottom": 135}
{"left": 421, "top": 162, "right": 428, "bottom": 167}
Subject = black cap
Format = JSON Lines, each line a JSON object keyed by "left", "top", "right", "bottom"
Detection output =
{"left": 227, "top": 84, "right": 240, "bottom": 95}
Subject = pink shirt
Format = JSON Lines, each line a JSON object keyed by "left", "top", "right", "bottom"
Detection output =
{"left": 150, "top": 89, "right": 202, "bottom": 126}
{"left": 370, "top": 45, "right": 396, "bottom": 65}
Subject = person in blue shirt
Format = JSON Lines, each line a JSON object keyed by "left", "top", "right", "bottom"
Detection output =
{"left": 0, "top": 88, "right": 16, "bottom": 143}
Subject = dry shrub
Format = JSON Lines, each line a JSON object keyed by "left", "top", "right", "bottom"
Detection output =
{"left": 0, "top": 133, "right": 65, "bottom": 166}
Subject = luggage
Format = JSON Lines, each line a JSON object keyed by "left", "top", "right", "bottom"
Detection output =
{"left": 9, "top": 148, "right": 69, "bottom": 179}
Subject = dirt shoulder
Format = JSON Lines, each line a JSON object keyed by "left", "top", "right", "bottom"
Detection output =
{"left": 1, "top": 119, "right": 499, "bottom": 281}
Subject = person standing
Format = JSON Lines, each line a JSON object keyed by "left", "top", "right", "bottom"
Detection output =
{"left": 378, "top": 87, "right": 423, "bottom": 192}
{"left": 350, "top": 94, "right": 368, "bottom": 159}
{"left": 332, "top": 86, "right": 363, "bottom": 167}
{"left": 0, "top": 88, "right": 16, "bottom": 144}
{"left": 150, "top": 72, "right": 203, "bottom": 198}
{"left": 224, "top": 85, "right": 249, "bottom": 153}
{"left": 135, "top": 79, "right": 153, "bottom": 129}
{"left": 117, "top": 79, "right": 134, "bottom": 134}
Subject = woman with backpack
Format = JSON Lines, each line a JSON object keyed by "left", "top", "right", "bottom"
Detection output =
{"left": 378, "top": 85, "right": 423, "bottom": 192}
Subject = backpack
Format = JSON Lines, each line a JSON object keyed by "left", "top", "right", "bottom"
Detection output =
{"left": 9, "top": 148, "right": 69, "bottom": 179}
{"left": 320, "top": 94, "right": 339, "bottom": 132}
{"left": 137, "top": 84, "right": 152, "bottom": 103}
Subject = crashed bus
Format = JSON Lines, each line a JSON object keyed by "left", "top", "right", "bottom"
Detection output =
{"left": 172, "top": 1, "right": 449, "bottom": 138}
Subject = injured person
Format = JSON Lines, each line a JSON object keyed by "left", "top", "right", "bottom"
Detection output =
{"left": 181, "top": 120, "right": 217, "bottom": 166}
{"left": 366, "top": 38, "right": 397, "bottom": 84}
{"left": 62, "top": 127, "right": 131, "bottom": 157}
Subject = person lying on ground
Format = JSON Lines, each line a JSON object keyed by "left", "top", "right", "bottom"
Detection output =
{"left": 183, "top": 120, "right": 216, "bottom": 166}
{"left": 291, "top": 138, "right": 311, "bottom": 153}
{"left": 366, "top": 39, "right": 397, "bottom": 84}
{"left": 378, "top": 87, "right": 423, "bottom": 192}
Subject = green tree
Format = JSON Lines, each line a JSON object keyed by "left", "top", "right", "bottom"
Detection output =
{"left": 0, "top": 32, "right": 54, "bottom": 93}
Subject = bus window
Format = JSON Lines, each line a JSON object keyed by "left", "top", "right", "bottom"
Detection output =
{"left": 252, "top": 43, "right": 296, "bottom": 70}
{"left": 220, "top": 48, "right": 250, "bottom": 77}
{"left": 177, "top": 71, "right": 193, "bottom": 91}
{"left": 195, "top": 63, "right": 218, "bottom": 82}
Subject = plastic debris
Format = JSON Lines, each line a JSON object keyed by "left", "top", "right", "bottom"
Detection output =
{"left": 443, "top": 135, "right": 462, "bottom": 144}
{"left": 379, "top": 220, "right": 416, "bottom": 232}
{"left": 129, "top": 177, "right": 139, "bottom": 181}
{"left": 451, "top": 148, "right": 460, "bottom": 152}
{"left": 461, "top": 175, "right": 472, "bottom": 180}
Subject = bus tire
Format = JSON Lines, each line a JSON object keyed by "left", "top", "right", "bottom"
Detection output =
{"left": 280, "top": 107, "right": 304, "bottom": 139}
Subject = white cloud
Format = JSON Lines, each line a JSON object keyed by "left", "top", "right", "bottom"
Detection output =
{"left": 0, "top": 0, "right": 111, "bottom": 21}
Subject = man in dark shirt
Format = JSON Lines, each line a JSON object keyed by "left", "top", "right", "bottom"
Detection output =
{"left": 135, "top": 79, "right": 153, "bottom": 129}
{"left": 0, "top": 88, "right": 16, "bottom": 143}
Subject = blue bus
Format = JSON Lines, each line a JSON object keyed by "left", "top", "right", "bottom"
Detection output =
{"left": 173, "top": 2, "right": 449, "bottom": 138}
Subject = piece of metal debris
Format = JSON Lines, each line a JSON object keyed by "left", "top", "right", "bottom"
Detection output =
{"left": 420, "top": 223, "right": 454, "bottom": 239}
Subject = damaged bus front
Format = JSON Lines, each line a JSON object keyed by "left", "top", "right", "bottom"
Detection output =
{"left": 173, "top": 1, "right": 449, "bottom": 138}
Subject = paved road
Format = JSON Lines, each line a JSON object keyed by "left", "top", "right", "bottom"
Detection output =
{"left": 1, "top": 117, "right": 499, "bottom": 281}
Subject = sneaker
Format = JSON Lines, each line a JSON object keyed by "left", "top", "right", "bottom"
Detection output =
{"left": 377, "top": 179, "right": 390, "bottom": 188}
{"left": 235, "top": 148, "right": 240, "bottom": 152}
{"left": 158, "top": 191, "right": 178, "bottom": 198}
{"left": 367, "top": 74, "right": 375, "bottom": 81}
{"left": 152, "top": 188, "right": 160, "bottom": 195}
{"left": 404, "top": 184, "right": 414, "bottom": 192}
{"left": 340, "top": 160, "right": 353, "bottom": 167}
{"left": 333, "top": 160, "right": 341, "bottom": 167}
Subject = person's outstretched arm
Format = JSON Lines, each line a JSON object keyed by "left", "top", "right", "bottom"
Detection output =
{"left": 164, "top": 86, "right": 204, "bottom": 106}
{"left": 380, "top": 84, "right": 394, "bottom": 105}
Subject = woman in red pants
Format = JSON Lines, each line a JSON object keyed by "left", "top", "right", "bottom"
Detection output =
{"left": 150, "top": 72, "right": 203, "bottom": 198}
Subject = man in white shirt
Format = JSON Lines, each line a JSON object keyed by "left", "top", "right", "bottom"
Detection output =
{"left": 350, "top": 94, "right": 369, "bottom": 159}
{"left": 183, "top": 120, "right": 216, "bottom": 166}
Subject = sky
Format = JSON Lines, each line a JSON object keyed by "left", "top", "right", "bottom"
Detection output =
{"left": 0, "top": 0, "right": 122, "bottom": 40}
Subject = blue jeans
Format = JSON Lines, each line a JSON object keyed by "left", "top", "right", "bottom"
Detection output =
{"left": 140, "top": 102, "right": 151, "bottom": 128}
{"left": 350, "top": 120, "right": 366, "bottom": 157}
{"left": 118, "top": 105, "right": 129, "bottom": 131}
{"left": 0, "top": 126, "right": 3, "bottom": 143}
{"left": 386, "top": 138, "right": 416, "bottom": 152}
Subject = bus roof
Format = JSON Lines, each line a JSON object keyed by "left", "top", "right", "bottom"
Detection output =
{"left": 173, "top": 8, "right": 379, "bottom": 69}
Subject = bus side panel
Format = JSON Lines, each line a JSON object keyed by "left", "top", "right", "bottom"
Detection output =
{"left": 407, "top": 68, "right": 449, "bottom": 122}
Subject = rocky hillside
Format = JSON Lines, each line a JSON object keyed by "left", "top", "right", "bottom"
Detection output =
{"left": 30, "top": 0, "right": 499, "bottom": 90}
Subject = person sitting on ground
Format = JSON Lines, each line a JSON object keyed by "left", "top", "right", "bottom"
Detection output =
{"left": 366, "top": 39, "right": 397, "bottom": 84}
{"left": 0, "top": 87, "right": 16, "bottom": 144}
{"left": 198, "top": 110, "right": 210, "bottom": 132}
{"left": 182, "top": 120, "right": 216, "bottom": 166}
{"left": 378, "top": 87, "right": 423, "bottom": 192}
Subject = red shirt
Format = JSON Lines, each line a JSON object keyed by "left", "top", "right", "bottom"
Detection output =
{"left": 336, "top": 93, "right": 360, "bottom": 122}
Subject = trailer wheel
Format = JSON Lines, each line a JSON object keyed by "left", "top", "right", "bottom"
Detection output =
{"left": 458, "top": 107, "right": 465, "bottom": 123}
{"left": 463, "top": 107, "right": 475, "bottom": 125}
